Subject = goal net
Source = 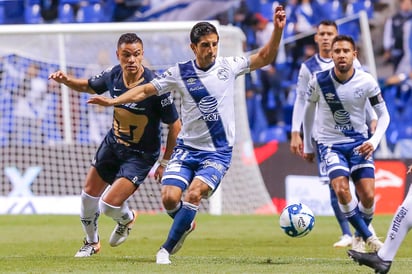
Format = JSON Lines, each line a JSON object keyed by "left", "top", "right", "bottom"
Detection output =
{"left": 0, "top": 22, "right": 276, "bottom": 215}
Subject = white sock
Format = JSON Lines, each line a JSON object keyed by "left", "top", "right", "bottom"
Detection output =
{"left": 338, "top": 196, "right": 358, "bottom": 214}
{"left": 80, "top": 190, "right": 100, "bottom": 243}
{"left": 100, "top": 199, "right": 133, "bottom": 225}
{"left": 378, "top": 187, "right": 412, "bottom": 261}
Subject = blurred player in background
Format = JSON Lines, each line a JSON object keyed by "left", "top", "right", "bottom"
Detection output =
{"left": 348, "top": 164, "right": 412, "bottom": 274}
{"left": 290, "top": 20, "right": 377, "bottom": 248}
{"left": 302, "top": 35, "right": 390, "bottom": 252}
{"left": 49, "top": 33, "right": 181, "bottom": 257}
{"left": 88, "top": 6, "right": 286, "bottom": 264}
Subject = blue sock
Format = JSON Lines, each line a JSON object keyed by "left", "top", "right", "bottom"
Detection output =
{"left": 345, "top": 207, "right": 372, "bottom": 240}
{"left": 162, "top": 202, "right": 198, "bottom": 253}
{"left": 330, "top": 185, "right": 352, "bottom": 236}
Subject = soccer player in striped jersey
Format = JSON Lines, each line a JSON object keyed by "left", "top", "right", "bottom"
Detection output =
{"left": 290, "top": 20, "right": 378, "bottom": 249}
{"left": 49, "top": 33, "right": 181, "bottom": 257}
{"left": 302, "top": 35, "right": 390, "bottom": 253}
{"left": 88, "top": 6, "right": 286, "bottom": 264}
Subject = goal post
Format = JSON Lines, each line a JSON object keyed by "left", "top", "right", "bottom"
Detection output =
{"left": 0, "top": 22, "right": 276, "bottom": 215}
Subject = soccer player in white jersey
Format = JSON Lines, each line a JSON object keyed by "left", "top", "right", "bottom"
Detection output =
{"left": 291, "top": 20, "right": 378, "bottom": 249}
{"left": 88, "top": 6, "right": 286, "bottom": 264}
{"left": 302, "top": 35, "right": 390, "bottom": 253}
{"left": 348, "top": 164, "right": 412, "bottom": 274}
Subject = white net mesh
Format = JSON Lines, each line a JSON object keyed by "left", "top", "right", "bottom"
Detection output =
{"left": 0, "top": 22, "right": 275, "bottom": 214}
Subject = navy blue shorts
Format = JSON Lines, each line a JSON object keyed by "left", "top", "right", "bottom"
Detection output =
{"left": 92, "top": 133, "right": 157, "bottom": 185}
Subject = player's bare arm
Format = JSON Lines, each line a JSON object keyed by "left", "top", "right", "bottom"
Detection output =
{"left": 49, "top": 70, "right": 94, "bottom": 94}
{"left": 154, "top": 119, "right": 181, "bottom": 182}
{"left": 88, "top": 82, "right": 157, "bottom": 106}
{"left": 249, "top": 5, "right": 286, "bottom": 71}
{"left": 407, "top": 165, "right": 412, "bottom": 174}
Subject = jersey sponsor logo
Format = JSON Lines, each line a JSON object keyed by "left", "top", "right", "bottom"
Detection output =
{"left": 189, "top": 85, "right": 205, "bottom": 92}
{"left": 333, "top": 109, "right": 353, "bottom": 131}
{"left": 325, "top": 152, "right": 339, "bottom": 166}
{"left": 202, "top": 159, "right": 225, "bottom": 173}
{"left": 160, "top": 69, "right": 172, "bottom": 78}
{"left": 187, "top": 78, "right": 197, "bottom": 85}
{"left": 198, "top": 96, "right": 219, "bottom": 121}
{"left": 122, "top": 102, "right": 146, "bottom": 111}
{"left": 198, "top": 96, "right": 218, "bottom": 114}
{"left": 160, "top": 94, "right": 173, "bottom": 107}
{"left": 325, "top": 92, "right": 335, "bottom": 100}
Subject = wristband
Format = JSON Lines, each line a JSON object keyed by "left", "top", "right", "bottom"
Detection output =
{"left": 158, "top": 159, "right": 169, "bottom": 167}
{"left": 398, "top": 73, "right": 407, "bottom": 81}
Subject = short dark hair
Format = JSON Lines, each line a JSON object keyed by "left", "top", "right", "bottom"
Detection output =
{"left": 117, "top": 33, "right": 143, "bottom": 48}
{"left": 332, "top": 35, "right": 356, "bottom": 50}
{"left": 190, "top": 22, "right": 219, "bottom": 44}
{"left": 317, "top": 20, "right": 337, "bottom": 30}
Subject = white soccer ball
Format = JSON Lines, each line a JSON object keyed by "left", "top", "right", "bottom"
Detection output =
{"left": 279, "top": 203, "right": 315, "bottom": 238}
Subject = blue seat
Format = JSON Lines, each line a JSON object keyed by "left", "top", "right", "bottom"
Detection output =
{"left": 3, "top": 0, "right": 25, "bottom": 24}
{"left": 320, "top": 0, "right": 344, "bottom": 21}
{"left": 58, "top": 3, "right": 76, "bottom": 23}
{"left": 77, "top": 3, "right": 103, "bottom": 23}
{"left": 352, "top": 0, "right": 374, "bottom": 19}
{"left": 0, "top": 3, "right": 4, "bottom": 24}
{"left": 24, "top": 3, "right": 42, "bottom": 24}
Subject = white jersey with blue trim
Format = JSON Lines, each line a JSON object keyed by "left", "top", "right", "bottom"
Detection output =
{"left": 151, "top": 56, "right": 250, "bottom": 151}
{"left": 307, "top": 68, "right": 381, "bottom": 145}
{"left": 293, "top": 54, "right": 362, "bottom": 139}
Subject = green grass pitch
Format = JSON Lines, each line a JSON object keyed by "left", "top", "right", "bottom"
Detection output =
{"left": 0, "top": 214, "right": 411, "bottom": 273}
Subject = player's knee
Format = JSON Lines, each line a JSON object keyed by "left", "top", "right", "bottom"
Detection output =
{"left": 161, "top": 185, "right": 182, "bottom": 210}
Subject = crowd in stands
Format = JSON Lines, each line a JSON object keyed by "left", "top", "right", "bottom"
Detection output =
{"left": 0, "top": 0, "right": 411, "bottom": 157}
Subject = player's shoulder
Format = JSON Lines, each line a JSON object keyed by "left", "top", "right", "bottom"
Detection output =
{"left": 354, "top": 68, "right": 375, "bottom": 80}
{"left": 142, "top": 66, "right": 156, "bottom": 81}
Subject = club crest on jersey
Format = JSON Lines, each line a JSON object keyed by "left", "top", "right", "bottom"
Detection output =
{"left": 354, "top": 88, "right": 364, "bottom": 98}
{"left": 217, "top": 69, "right": 229, "bottom": 80}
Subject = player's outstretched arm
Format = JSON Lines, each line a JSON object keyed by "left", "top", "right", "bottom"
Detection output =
{"left": 49, "top": 70, "right": 94, "bottom": 94}
{"left": 249, "top": 5, "right": 286, "bottom": 71}
{"left": 88, "top": 82, "right": 157, "bottom": 106}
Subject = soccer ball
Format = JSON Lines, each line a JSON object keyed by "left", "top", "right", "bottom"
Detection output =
{"left": 279, "top": 203, "right": 315, "bottom": 238}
